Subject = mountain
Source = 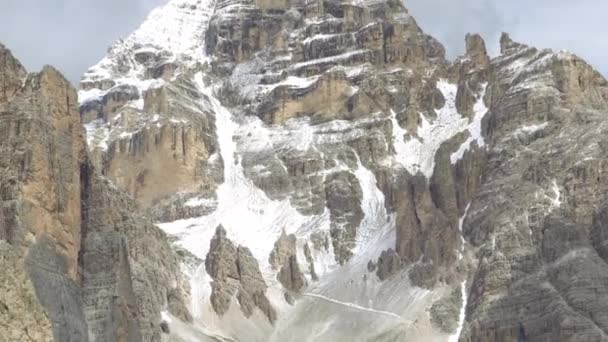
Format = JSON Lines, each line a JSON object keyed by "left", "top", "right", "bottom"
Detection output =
{"left": 2, "top": 0, "right": 608, "bottom": 341}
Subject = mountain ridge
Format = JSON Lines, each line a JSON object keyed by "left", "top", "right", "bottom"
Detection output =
{"left": 1, "top": 0, "right": 608, "bottom": 341}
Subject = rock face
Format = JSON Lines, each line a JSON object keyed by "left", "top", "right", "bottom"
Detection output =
{"left": 270, "top": 231, "right": 306, "bottom": 296}
{"left": 79, "top": 2, "right": 221, "bottom": 218}
{"left": 0, "top": 241, "right": 53, "bottom": 342}
{"left": 0, "top": 43, "right": 190, "bottom": 341}
{"left": 3, "top": 0, "right": 608, "bottom": 340}
{"left": 0, "top": 45, "right": 89, "bottom": 341}
{"left": 81, "top": 169, "right": 191, "bottom": 341}
{"left": 0, "top": 43, "right": 27, "bottom": 105}
{"left": 430, "top": 286, "right": 462, "bottom": 334}
{"left": 74, "top": 0, "right": 608, "bottom": 340}
{"left": 205, "top": 226, "right": 277, "bottom": 323}
{"left": 459, "top": 34, "right": 608, "bottom": 342}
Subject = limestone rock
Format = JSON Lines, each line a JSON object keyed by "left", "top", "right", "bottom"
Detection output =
{"left": 394, "top": 174, "right": 456, "bottom": 285}
{"left": 460, "top": 28, "right": 608, "bottom": 341}
{"left": 80, "top": 231, "right": 142, "bottom": 342}
{"left": 1, "top": 45, "right": 191, "bottom": 342}
{"left": 269, "top": 230, "right": 306, "bottom": 296}
{"left": 94, "top": 80, "right": 221, "bottom": 211}
{"left": 25, "top": 235, "right": 89, "bottom": 341}
{"left": 499, "top": 32, "right": 527, "bottom": 54}
{"left": 465, "top": 33, "right": 490, "bottom": 69}
{"left": 0, "top": 64, "right": 86, "bottom": 280}
{"left": 277, "top": 255, "right": 306, "bottom": 293}
{"left": 0, "top": 241, "right": 53, "bottom": 342}
{"left": 375, "top": 248, "right": 401, "bottom": 281}
{"left": 269, "top": 230, "right": 297, "bottom": 269}
{"left": 429, "top": 286, "right": 462, "bottom": 334}
{"left": 0, "top": 43, "right": 27, "bottom": 105}
{"left": 51, "top": 0, "right": 608, "bottom": 339}
{"left": 205, "top": 226, "right": 277, "bottom": 323}
{"left": 82, "top": 167, "right": 192, "bottom": 341}
{"left": 303, "top": 243, "right": 318, "bottom": 281}
{"left": 325, "top": 171, "right": 364, "bottom": 264}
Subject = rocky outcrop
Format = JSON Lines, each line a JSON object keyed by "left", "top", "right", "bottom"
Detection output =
{"left": 0, "top": 63, "right": 86, "bottom": 280}
{"left": 205, "top": 226, "right": 276, "bottom": 323}
{"left": 302, "top": 243, "right": 318, "bottom": 281}
{"left": 268, "top": 231, "right": 306, "bottom": 292}
{"left": 0, "top": 43, "right": 27, "bottom": 105}
{"left": 430, "top": 286, "right": 462, "bottom": 334}
{"left": 269, "top": 230, "right": 297, "bottom": 269}
{"left": 393, "top": 174, "right": 458, "bottom": 285}
{"left": 81, "top": 169, "right": 191, "bottom": 341}
{"left": 326, "top": 171, "right": 364, "bottom": 264}
{"left": 374, "top": 248, "right": 401, "bottom": 281}
{"left": 83, "top": 77, "right": 222, "bottom": 213}
{"left": 278, "top": 255, "right": 306, "bottom": 305}
{"left": 0, "top": 43, "right": 190, "bottom": 342}
{"left": 459, "top": 34, "right": 608, "bottom": 342}
{"left": 268, "top": 230, "right": 307, "bottom": 296}
{"left": 0, "top": 46, "right": 90, "bottom": 340}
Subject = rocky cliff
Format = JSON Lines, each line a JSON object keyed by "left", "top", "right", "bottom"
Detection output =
{"left": 2, "top": 0, "right": 608, "bottom": 341}
{"left": 75, "top": 1, "right": 606, "bottom": 341}
{"left": 0, "top": 43, "right": 191, "bottom": 341}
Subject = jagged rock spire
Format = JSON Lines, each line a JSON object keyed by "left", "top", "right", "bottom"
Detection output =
{"left": 0, "top": 43, "right": 27, "bottom": 104}
{"left": 500, "top": 32, "right": 527, "bottom": 54}
{"left": 465, "top": 33, "right": 490, "bottom": 68}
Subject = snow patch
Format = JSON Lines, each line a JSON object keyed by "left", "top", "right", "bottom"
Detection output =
{"left": 78, "top": 88, "right": 104, "bottom": 104}
{"left": 352, "top": 158, "right": 393, "bottom": 255}
{"left": 291, "top": 49, "right": 370, "bottom": 71}
{"left": 84, "top": 120, "right": 110, "bottom": 150}
{"left": 457, "top": 203, "right": 471, "bottom": 261}
{"left": 392, "top": 80, "right": 474, "bottom": 178}
{"left": 449, "top": 281, "right": 468, "bottom": 342}
{"left": 185, "top": 196, "right": 218, "bottom": 208}
{"left": 551, "top": 179, "right": 562, "bottom": 209}
{"left": 160, "top": 311, "right": 173, "bottom": 324}
{"left": 515, "top": 122, "right": 548, "bottom": 135}
{"left": 451, "top": 203, "right": 470, "bottom": 341}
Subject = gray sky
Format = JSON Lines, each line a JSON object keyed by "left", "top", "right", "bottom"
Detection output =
{"left": 0, "top": 0, "right": 605, "bottom": 85}
{"left": 406, "top": 0, "right": 607, "bottom": 73}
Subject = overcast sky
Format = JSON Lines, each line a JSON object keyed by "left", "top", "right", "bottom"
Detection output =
{"left": 0, "top": 0, "right": 605, "bottom": 85}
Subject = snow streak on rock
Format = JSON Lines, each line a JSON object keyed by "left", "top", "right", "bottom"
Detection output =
{"left": 451, "top": 204, "right": 471, "bottom": 342}
{"left": 301, "top": 293, "right": 407, "bottom": 321}
{"left": 392, "top": 80, "right": 488, "bottom": 178}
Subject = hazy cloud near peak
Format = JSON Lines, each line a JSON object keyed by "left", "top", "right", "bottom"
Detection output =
{"left": 0, "top": 0, "right": 605, "bottom": 85}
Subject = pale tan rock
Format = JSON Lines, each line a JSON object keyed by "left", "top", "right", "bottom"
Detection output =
{"left": 0, "top": 242, "right": 53, "bottom": 342}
